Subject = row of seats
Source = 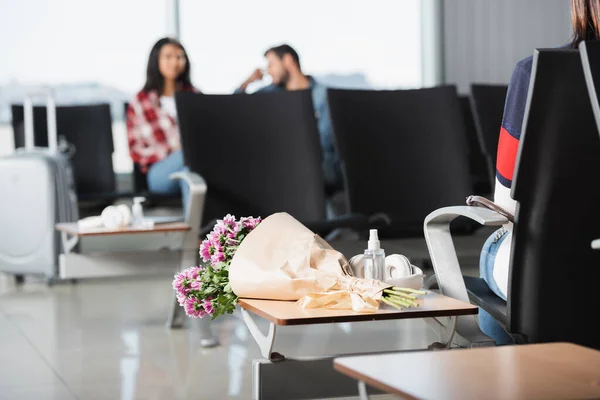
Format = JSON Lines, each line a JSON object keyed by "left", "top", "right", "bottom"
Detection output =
{"left": 10, "top": 84, "right": 508, "bottom": 231}
{"left": 175, "top": 85, "right": 507, "bottom": 238}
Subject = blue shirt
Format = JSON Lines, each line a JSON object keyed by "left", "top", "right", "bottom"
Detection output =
{"left": 236, "top": 76, "right": 341, "bottom": 187}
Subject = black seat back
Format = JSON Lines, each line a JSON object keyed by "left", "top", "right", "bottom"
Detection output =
{"left": 470, "top": 84, "right": 509, "bottom": 184}
{"left": 459, "top": 95, "right": 492, "bottom": 195}
{"left": 11, "top": 103, "right": 115, "bottom": 197}
{"left": 123, "top": 101, "right": 150, "bottom": 193}
{"left": 175, "top": 91, "right": 326, "bottom": 223}
{"left": 581, "top": 40, "right": 600, "bottom": 135}
{"left": 327, "top": 86, "right": 472, "bottom": 236}
{"left": 508, "top": 49, "right": 600, "bottom": 348}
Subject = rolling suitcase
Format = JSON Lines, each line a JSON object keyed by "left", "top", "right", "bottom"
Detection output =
{"left": 0, "top": 92, "right": 79, "bottom": 283}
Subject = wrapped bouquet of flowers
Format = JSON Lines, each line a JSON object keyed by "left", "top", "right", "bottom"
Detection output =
{"left": 173, "top": 213, "right": 425, "bottom": 320}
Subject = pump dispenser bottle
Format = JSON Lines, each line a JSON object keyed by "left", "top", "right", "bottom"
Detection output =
{"left": 132, "top": 197, "right": 146, "bottom": 228}
{"left": 363, "top": 229, "right": 385, "bottom": 280}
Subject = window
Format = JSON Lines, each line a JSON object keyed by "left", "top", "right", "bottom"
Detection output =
{"left": 0, "top": 0, "right": 171, "bottom": 172}
{"left": 180, "top": 0, "right": 423, "bottom": 93}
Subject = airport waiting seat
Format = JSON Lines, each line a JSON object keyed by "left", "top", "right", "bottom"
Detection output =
{"left": 459, "top": 95, "right": 492, "bottom": 196}
{"left": 175, "top": 90, "right": 376, "bottom": 235}
{"left": 12, "top": 103, "right": 116, "bottom": 201}
{"left": 469, "top": 84, "right": 509, "bottom": 186}
{"left": 327, "top": 86, "right": 477, "bottom": 238}
{"left": 425, "top": 48, "right": 600, "bottom": 349}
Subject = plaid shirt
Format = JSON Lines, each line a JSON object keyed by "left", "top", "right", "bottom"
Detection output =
{"left": 126, "top": 87, "right": 194, "bottom": 172}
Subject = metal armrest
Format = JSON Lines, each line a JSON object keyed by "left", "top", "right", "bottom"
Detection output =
{"left": 170, "top": 171, "right": 207, "bottom": 235}
{"left": 424, "top": 206, "right": 507, "bottom": 301}
{"left": 423, "top": 206, "right": 509, "bottom": 347}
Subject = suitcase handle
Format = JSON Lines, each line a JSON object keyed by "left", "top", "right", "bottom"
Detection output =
{"left": 23, "top": 90, "right": 58, "bottom": 153}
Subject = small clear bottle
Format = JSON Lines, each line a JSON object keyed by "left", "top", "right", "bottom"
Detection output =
{"left": 131, "top": 196, "right": 146, "bottom": 228}
{"left": 363, "top": 229, "right": 385, "bottom": 280}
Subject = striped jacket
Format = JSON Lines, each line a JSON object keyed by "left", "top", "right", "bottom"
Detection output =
{"left": 495, "top": 56, "right": 534, "bottom": 215}
{"left": 489, "top": 56, "right": 533, "bottom": 298}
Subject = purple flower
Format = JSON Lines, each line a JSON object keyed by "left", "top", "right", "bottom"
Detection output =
{"left": 172, "top": 272, "right": 191, "bottom": 296}
{"left": 190, "top": 280, "right": 202, "bottom": 290}
{"left": 241, "top": 216, "right": 261, "bottom": 230}
{"left": 213, "top": 220, "right": 229, "bottom": 237}
{"left": 177, "top": 293, "right": 187, "bottom": 306}
{"left": 222, "top": 214, "right": 237, "bottom": 228}
{"left": 184, "top": 297, "right": 207, "bottom": 318}
{"left": 211, "top": 249, "right": 226, "bottom": 265}
{"left": 187, "top": 266, "right": 202, "bottom": 280}
{"left": 200, "top": 239, "right": 212, "bottom": 262}
{"left": 209, "top": 230, "right": 227, "bottom": 246}
{"left": 200, "top": 238, "right": 225, "bottom": 264}
{"left": 203, "top": 299, "right": 215, "bottom": 315}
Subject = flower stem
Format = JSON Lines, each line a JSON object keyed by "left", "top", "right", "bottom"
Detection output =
{"left": 383, "top": 289, "right": 416, "bottom": 300}
{"left": 392, "top": 287, "right": 427, "bottom": 295}
{"left": 381, "top": 296, "right": 403, "bottom": 310}
{"left": 385, "top": 294, "right": 418, "bottom": 308}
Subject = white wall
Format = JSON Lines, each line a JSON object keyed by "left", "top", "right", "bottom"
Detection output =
{"left": 442, "top": 0, "right": 572, "bottom": 93}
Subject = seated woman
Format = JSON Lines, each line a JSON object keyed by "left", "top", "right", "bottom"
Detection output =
{"left": 126, "top": 37, "right": 197, "bottom": 206}
{"left": 478, "top": 0, "right": 598, "bottom": 344}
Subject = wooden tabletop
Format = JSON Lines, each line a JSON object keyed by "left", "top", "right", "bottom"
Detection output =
{"left": 55, "top": 222, "right": 190, "bottom": 237}
{"left": 334, "top": 343, "right": 600, "bottom": 400}
{"left": 238, "top": 291, "right": 477, "bottom": 326}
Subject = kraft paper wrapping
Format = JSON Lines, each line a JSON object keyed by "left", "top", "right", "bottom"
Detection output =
{"left": 229, "top": 212, "right": 390, "bottom": 312}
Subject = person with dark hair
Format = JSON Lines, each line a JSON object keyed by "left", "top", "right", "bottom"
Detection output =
{"left": 126, "top": 37, "right": 196, "bottom": 199}
{"left": 237, "top": 44, "right": 342, "bottom": 190}
{"left": 478, "top": 0, "right": 600, "bottom": 345}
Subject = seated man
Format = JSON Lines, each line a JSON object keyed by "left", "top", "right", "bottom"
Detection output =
{"left": 236, "top": 44, "right": 342, "bottom": 191}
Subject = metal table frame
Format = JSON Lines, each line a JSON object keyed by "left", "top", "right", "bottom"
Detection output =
{"left": 57, "top": 171, "right": 218, "bottom": 347}
{"left": 240, "top": 298, "right": 470, "bottom": 400}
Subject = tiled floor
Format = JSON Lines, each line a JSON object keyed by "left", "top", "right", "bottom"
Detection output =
{"left": 0, "top": 271, "right": 448, "bottom": 400}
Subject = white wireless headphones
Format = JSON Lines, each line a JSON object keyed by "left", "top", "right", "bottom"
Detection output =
{"left": 349, "top": 253, "right": 418, "bottom": 281}
{"left": 100, "top": 204, "right": 132, "bottom": 229}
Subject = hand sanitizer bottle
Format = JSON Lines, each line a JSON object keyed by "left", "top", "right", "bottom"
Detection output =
{"left": 132, "top": 197, "right": 146, "bottom": 228}
{"left": 363, "top": 229, "right": 385, "bottom": 280}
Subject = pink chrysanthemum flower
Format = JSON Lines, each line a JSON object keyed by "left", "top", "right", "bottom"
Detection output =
{"left": 203, "top": 299, "right": 215, "bottom": 315}
{"left": 190, "top": 280, "right": 202, "bottom": 291}
{"left": 242, "top": 216, "right": 261, "bottom": 230}
{"left": 187, "top": 266, "right": 202, "bottom": 280}
{"left": 172, "top": 272, "right": 191, "bottom": 296}
{"left": 222, "top": 214, "right": 236, "bottom": 228}
{"left": 184, "top": 297, "right": 207, "bottom": 318}
{"left": 211, "top": 249, "right": 226, "bottom": 265}
{"left": 200, "top": 239, "right": 212, "bottom": 262}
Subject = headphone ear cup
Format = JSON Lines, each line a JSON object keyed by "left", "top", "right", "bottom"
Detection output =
{"left": 386, "top": 254, "right": 414, "bottom": 279}
{"left": 116, "top": 205, "right": 132, "bottom": 227}
{"left": 349, "top": 255, "right": 365, "bottom": 278}
{"left": 397, "top": 255, "right": 413, "bottom": 275}
{"left": 101, "top": 206, "right": 122, "bottom": 229}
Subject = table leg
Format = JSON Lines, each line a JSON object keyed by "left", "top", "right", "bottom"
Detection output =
{"left": 194, "top": 316, "right": 219, "bottom": 348}
{"left": 358, "top": 381, "right": 371, "bottom": 400}
{"left": 427, "top": 315, "right": 458, "bottom": 350}
{"left": 241, "top": 308, "right": 284, "bottom": 362}
{"left": 167, "top": 290, "right": 185, "bottom": 328}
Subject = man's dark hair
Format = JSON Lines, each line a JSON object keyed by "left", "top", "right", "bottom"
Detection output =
{"left": 264, "top": 44, "right": 301, "bottom": 69}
